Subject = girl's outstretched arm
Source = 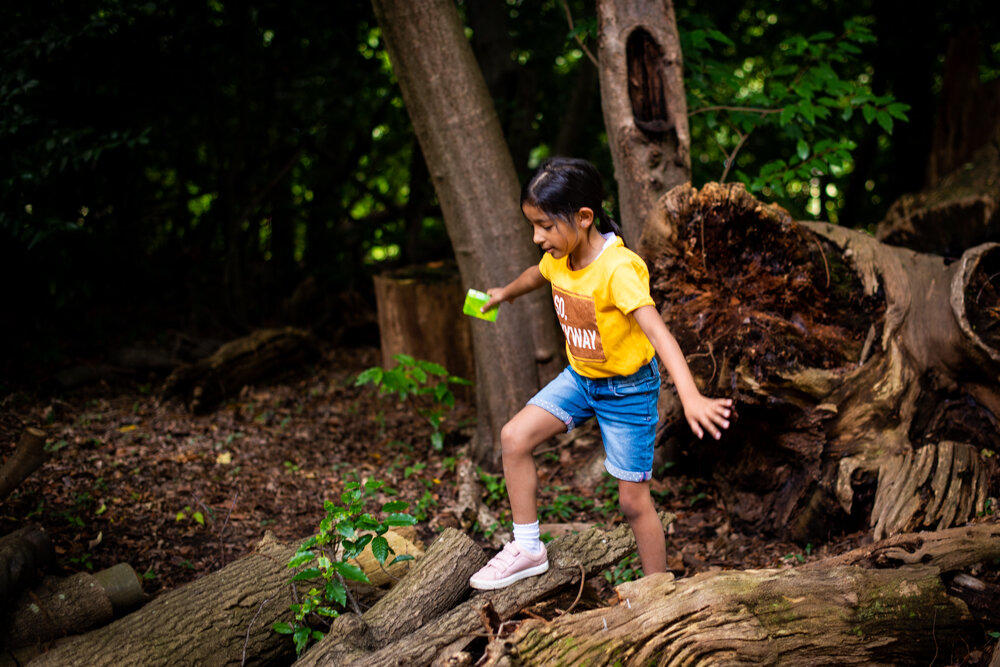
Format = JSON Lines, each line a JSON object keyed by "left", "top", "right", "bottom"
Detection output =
{"left": 481, "top": 265, "right": 547, "bottom": 312}
{"left": 632, "top": 305, "right": 732, "bottom": 440}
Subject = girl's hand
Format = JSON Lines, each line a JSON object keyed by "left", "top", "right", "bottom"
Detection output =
{"left": 683, "top": 394, "right": 733, "bottom": 440}
{"left": 481, "top": 287, "right": 509, "bottom": 313}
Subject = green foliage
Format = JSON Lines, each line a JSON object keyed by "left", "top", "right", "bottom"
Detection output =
{"left": 604, "top": 552, "right": 642, "bottom": 586}
{"left": 273, "top": 477, "right": 416, "bottom": 656}
{"left": 355, "top": 354, "right": 471, "bottom": 451}
{"left": 538, "top": 485, "right": 594, "bottom": 522}
{"left": 681, "top": 14, "right": 909, "bottom": 220}
{"left": 477, "top": 468, "right": 508, "bottom": 507}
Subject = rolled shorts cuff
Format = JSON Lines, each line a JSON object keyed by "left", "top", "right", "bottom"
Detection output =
{"left": 604, "top": 458, "right": 652, "bottom": 482}
{"left": 527, "top": 396, "right": 575, "bottom": 431}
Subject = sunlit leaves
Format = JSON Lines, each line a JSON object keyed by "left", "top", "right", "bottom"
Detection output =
{"left": 681, "top": 12, "right": 911, "bottom": 221}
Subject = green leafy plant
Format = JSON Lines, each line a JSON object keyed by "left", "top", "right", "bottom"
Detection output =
{"left": 477, "top": 469, "right": 508, "bottom": 507}
{"left": 604, "top": 552, "right": 643, "bottom": 586}
{"left": 355, "top": 354, "right": 471, "bottom": 451}
{"left": 539, "top": 485, "right": 594, "bottom": 522}
{"left": 273, "top": 477, "right": 416, "bottom": 656}
{"left": 681, "top": 15, "right": 910, "bottom": 218}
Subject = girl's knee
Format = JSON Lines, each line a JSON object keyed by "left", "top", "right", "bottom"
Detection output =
{"left": 500, "top": 420, "right": 533, "bottom": 459}
{"left": 618, "top": 483, "right": 652, "bottom": 521}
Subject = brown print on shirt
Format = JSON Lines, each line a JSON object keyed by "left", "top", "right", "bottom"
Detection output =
{"left": 551, "top": 285, "right": 605, "bottom": 361}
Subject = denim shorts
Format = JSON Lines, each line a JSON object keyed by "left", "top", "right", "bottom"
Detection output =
{"left": 528, "top": 357, "right": 660, "bottom": 482}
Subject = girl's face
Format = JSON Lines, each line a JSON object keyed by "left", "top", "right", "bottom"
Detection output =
{"left": 522, "top": 202, "right": 592, "bottom": 260}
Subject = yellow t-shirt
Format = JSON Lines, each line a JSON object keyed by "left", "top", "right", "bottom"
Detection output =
{"left": 538, "top": 235, "right": 655, "bottom": 378}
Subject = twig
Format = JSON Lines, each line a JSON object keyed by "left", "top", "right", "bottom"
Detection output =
{"left": 811, "top": 236, "right": 831, "bottom": 288}
{"left": 337, "top": 570, "right": 363, "bottom": 616}
{"left": 695, "top": 210, "right": 709, "bottom": 275}
{"left": 218, "top": 491, "right": 239, "bottom": 567}
{"left": 557, "top": 563, "right": 587, "bottom": 616}
{"left": 377, "top": 558, "right": 402, "bottom": 583}
{"left": 559, "top": 0, "right": 599, "bottom": 67}
{"left": 242, "top": 594, "right": 273, "bottom": 667}
{"left": 690, "top": 105, "right": 784, "bottom": 116}
{"left": 974, "top": 271, "right": 1000, "bottom": 304}
{"left": 720, "top": 129, "right": 750, "bottom": 183}
{"left": 686, "top": 342, "right": 719, "bottom": 384}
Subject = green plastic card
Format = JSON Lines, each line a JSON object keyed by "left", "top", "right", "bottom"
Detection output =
{"left": 463, "top": 288, "right": 498, "bottom": 322}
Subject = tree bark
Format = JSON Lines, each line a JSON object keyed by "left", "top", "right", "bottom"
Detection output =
{"left": 373, "top": 264, "right": 476, "bottom": 390}
{"left": 296, "top": 528, "right": 486, "bottom": 666}
{"left": 493, "top": 566, "right": 970, "bottom": 665}
{"left": 27, "top": 533, "right": 299, "bottom": 667}
{"left": 597, "top": 0, "right": 690, "bottom": 245}
{"left": 5, "top": 564, "right": 142, "bottom": 647}
{"left": 370, "top": 0, "right": 562, "bottom": 468}
{"left": 487, "top": 520, "right": 1000, "bottom": 666}
{"left": 0, "top": 524, "right": 54, "bottom": 610}
{"left": 0, "top": 427, "right": 47, "bottom": 503}
{"left": 639, "top": 181, "right": 1000, "bottom": 541}
{"left": 355, "top": 515, "right": 669, "bottom": 667}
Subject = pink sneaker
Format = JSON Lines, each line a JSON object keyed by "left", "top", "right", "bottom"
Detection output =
{"left": 469, "top": 541, "right": 549, "bottom": 590}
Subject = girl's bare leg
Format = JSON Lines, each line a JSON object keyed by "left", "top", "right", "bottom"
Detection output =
{"left": 500, "top": 405, "right": 567, "bottom": 524}
{"left": 618, "top": 479, "right": 667, "bottom": 574}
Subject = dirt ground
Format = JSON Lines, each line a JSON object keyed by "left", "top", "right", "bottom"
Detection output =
{"left": 1, "top": 341, "right": 997, "bottom": 665}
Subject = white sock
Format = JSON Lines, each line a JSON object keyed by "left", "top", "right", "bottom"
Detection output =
{"left": 512, "top": 520, "right": 543, "bottom": 554}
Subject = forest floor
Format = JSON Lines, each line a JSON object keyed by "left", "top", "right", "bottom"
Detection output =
{"left": 0, "top": 341, "right": 995, "bottom": 665}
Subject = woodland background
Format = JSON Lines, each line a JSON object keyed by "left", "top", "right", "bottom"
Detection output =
{"left": 2, "top": 1, "right": 1000, "bottom": 665}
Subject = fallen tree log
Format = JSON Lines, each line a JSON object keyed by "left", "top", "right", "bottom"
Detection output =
{"left": 161, "top": 327, "right": 319, "bottom": 413}
{"left": 5, "top": 563, "right": 143, "bottom": 647}
{"left": 0, "top": 428, "right": 47, "bottom": 503}
{"left": 296, "top": 528, "right": 486, "bottom": 666}
{"left": 355, "top": 514, "right": 672, "bottom": 667}
{"left": 0, "top": 524, "right": 54, "bottom": 611}
{"left": 484, "top": 520, "right": 1000, "bottom": 666}
{"left": 638, "top": 181, "right": 1000, "bottom": 541}
{"left": 26, "top": 532, "right": 300, "bottom": 667}
{"left": 494, "top": 566, "right": 967, "bottom": 665}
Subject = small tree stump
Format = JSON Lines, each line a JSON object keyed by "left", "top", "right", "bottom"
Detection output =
{"left": 373, "top": 262, "right": 475, "bottom": 388}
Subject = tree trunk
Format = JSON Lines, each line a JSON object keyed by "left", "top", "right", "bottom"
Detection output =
{"left": 373, "top": 264, "right": 476, "bottom": 389}
{"left": 484, "top": 522, "right": 1000, "bottom": 666}
{"left": 638, "top": 182, "right": 1000, "bottom": 541}
{"left": 925, "top": 26, "right": 1000, "bottom": 190}
{"left": 876, "top": 26, "right": 1000, "bottom": 256}
{"left": 26, "top": 533, "right": 299, "bottom": 667}
{"left": 370, "top": 0, "right": 562, "bottom": 469}
{"left": 597, "top": 0, "right": 690, "bottom": 245}
{"left": 0, "top": 427, "right": 47, "bottom": 503}
{"left": 161, "top": 327, "right": 319, "bottom": 413}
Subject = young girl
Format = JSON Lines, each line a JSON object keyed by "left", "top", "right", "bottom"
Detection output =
{"left": 469, "top": 157, "right": 732, "bottom": 590}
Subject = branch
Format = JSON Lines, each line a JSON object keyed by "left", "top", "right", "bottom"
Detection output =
{"left": 559, "top": 0, "right": 599, "bottom": 68}
{"left": 689, "top": 105, "right": 784, "bottom": 116}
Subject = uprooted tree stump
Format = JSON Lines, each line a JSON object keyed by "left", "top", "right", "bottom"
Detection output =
{"left": 639, "top": 182, "right": 1000, "bottom": 542}
{"left": 483, "top": 521, "right": 1000, "bottom": 666}
{"left": 161, "top": 327, "right": 319, "bottom": 413}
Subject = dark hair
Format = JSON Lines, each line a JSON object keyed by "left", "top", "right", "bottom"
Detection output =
{"left": 520, "top": 157, "right": 625, "bottom": 243}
